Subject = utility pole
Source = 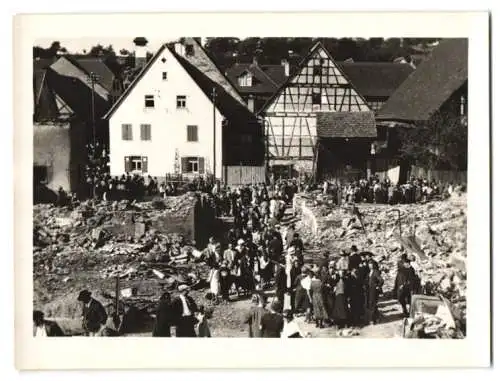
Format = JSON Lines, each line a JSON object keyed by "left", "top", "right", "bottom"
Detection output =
{"left": 86, "top": 71, "right": 99, "bottom": 199}
{"left": 212, "top": 87, "right": 217, "bottom": 181}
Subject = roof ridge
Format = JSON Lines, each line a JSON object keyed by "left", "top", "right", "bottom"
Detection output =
{"left": 103, "top": 44, "right": 168, "bottom": 119}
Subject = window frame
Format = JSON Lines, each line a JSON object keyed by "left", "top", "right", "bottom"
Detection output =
{"left": 162, "top": 72, "right": 167, "bottom": 81}
{"left": 129, "top": 156, "right": 143, "bottom": 172}
{"left": 185, "top": 44, "right": 194, "bottom": 56}
{"left": 144, "top": 95, "right": 155, "bottom": 108}
{"left": 176, "top": 95, "right": 187, "bottom": 109}
{"left": 187, "top": 157, "right": 199, "bottom": 173}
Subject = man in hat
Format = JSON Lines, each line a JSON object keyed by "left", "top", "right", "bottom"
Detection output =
{"left": 348, "top": 245, "right": 362, "bottom": 270}
{"left": 289, "top": 233, "right": 304, "bottom": 266}
{"left": 171, "top": 285, "right": 198, "bottom": 337}
{"left": 33, "top": 310, "right": 64, "bottom": 337}
{"left": 77, "top": 290, "right": 107, "bottom": 336}
{"left": 393, "top": 257, "right": 419, "bottom": 317}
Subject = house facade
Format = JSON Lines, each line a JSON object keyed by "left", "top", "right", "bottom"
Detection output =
{"left": 33, "top": 56, "right": 112, "bottom": 200}
{"left": 259, "top": 41, "right": 377, "bottom": 181}
{"left": 104, "top": 37, "right": 264, "bottom": 185}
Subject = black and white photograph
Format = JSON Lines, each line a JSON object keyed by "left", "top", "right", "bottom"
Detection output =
{"left": 14, "top": 11, "right": 490, "bottom": 370}
{"left": 32, "top": 35, "right": 468, "bottom": 339}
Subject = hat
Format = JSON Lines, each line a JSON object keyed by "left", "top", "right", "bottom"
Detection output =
{"left": 360, "top": 251, "right": 374, "bottom": 257}
{"left": 270, "top": 299, "right": 282, "bottom": 312}
{"left": 178, "top": 284, "right": 190, "bottom": 292}
{"left": 351, "top": 245, "right": 358, "bottom": 252}
{"left": 237, "top": 239, "right": 245, "bottom": 245}
{"left": 77, "top": 290, "right": 91, "bottom": 301}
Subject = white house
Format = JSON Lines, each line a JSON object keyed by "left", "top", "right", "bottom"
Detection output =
{"left": 104, "top": 37, "right": 265, "bottom": 185}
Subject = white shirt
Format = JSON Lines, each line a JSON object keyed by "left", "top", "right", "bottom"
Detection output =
{"left": 300, "top": 276, "right": 312, "bottom": 290}
{"left": 281, "top": 320, "right": 303, "bottom": 338}
{"left": 179, "top": 294, "right": 192, "bottom": 317}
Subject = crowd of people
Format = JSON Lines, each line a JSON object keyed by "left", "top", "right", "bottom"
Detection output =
{"left": 319, "top": 175, "right": 454, "bottom": 205}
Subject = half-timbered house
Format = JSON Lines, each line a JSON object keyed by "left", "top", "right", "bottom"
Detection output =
{"left": 259, "top": 41, "right": 377, "bottom": 181}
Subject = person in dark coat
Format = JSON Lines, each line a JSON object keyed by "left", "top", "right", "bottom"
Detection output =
{"left": 348, "top": 245, "right": 362, "bottom": 270}
{"left": 274, "top": 265, "right": 287, "bottom": 310}
{"left": 260, "top": 300, "right": 284, "bottom": 338}
{"left": 394, "top": 257, "right": 419, "bottom": 317}
{"left": 171, "top": 285, "right": 198, "bottom": 337}
{"left": 152, "top": 292, "right": 173, "bottom": 337}
{"left": 346, "top": 268, "right": 365, "bottom": 327}
{"left": 77, "top": 290, "right": 107, "bottom": 336}
{"left": 33, "top": 310, "right": 64, "bottom": 337}
{"left": 288, "top": 260, "right": 302, "bottom": 310}
{"left": 365, "top": 260, "right": 384, "bottom": 325}
{"left": 332, "top": 270, "right": 349, "bottom": 328}
{"left": 243, "top": 293, "right": 268, "bottom": 338}
{"left": 289, "top": 233, "right": 304, "bottom": 266}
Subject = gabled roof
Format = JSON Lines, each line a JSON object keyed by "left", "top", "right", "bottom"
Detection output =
{"left": 316, "top": 112, "right": 377, "bottom": 138}
{"left": 226, "top": 62, "right": 280, "bottom": 94}
{"left": 73, "top": 57, "right": 116, "bottom": 93}
{"left": 104, "top": 38, "right": 254, "bottom": 121}
{"left": 376, "top": 39, "right": 468, "bottom": 122}
{"left": 49, "top": 56, "right": 109, "bottom": 101}
{"left": 258, "top": 41, "right": 370, "bottom": 115}
{"left": 33, "top": 68, "right": 59, "bottom": 121}
{"left": 338, "top": 62, "right": 415, "bottom": 98}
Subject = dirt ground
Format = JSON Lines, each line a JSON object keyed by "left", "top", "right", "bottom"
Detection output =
{"left": 35, "top": 196, "right": 465, "bottom": 338}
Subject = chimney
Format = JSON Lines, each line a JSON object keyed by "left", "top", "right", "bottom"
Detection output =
{"left": 133, "top": 37, "right": 148, "bottom": 69}
{"left": 247, "top": 95, "right": 255, "bottom": 112}
{"left": 281, "top": 59, "right": 290, "bottom": 77}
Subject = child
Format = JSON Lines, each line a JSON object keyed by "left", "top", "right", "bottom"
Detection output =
{"left": 195, "top": 306, "right": 211, "bottom": 337}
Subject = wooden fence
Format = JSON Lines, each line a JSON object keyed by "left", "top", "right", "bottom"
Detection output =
{"left": 223, "top": 165, "right": 266, "bottom": 186}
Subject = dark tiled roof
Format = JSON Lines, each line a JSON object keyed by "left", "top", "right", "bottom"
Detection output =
{"left": 73, "top": 57, "right": 116, "bottom": 93}
{"left": 169, "top": 39, "right": 254, "bottom": 121}
{"left": 33, "top": 68, "right": 59, "bottom": 121}
{"left": 226, "top": 63, "right": 280, "bottom": 94}
{"left": 338, "top": 62, "right": 415, "bottom": 98}
{"left": 377, "top": 39, "right": 468, "bottom": 122}
{"left": 316, "top": 112, "right": 377, "bottom": 138}
{"left": 105, "top": 38, "right": 254, "bottom": 122}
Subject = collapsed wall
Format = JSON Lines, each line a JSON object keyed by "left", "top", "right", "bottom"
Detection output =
{"left": 33, "top": 193, "right": 217, "bottom": 333}
{"left": 293, "top": 191, "right": 467, "bottom": 326}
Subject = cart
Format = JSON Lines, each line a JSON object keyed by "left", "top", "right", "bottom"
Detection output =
{"left": 401, "top": 294, "right": 461, "bottom": 338}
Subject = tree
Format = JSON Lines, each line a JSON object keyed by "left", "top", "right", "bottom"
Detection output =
{"left": 396, "top": 110, "right": 467, "bottom": 171}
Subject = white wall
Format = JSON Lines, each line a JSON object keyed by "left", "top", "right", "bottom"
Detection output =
{"left": 109, "top": 46, "right": 224, "bottom": 179}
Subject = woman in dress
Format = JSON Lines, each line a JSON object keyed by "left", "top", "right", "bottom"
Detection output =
{"left": 208, "top": 264, "right": 221, "bottom": 305}
{"left": 310, "top": 272, "right": 328, "bottom": 328}
{"left": 332, "top": 270, "right": 349, "bottom": 329}
{"left": 294, "top": 267, "right": 312, "bottom": 320}
{"left": 365, "top": 259, "right": 384, "bottom": 325}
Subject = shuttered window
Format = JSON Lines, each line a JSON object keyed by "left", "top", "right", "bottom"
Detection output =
{"left": 187, "top": 125, "right": 198, "bottom": 142}
{"left": 181, "top": 157, "right": 204, "bottom": 174}
{"left": 140, "top": 124, "right": 151, "bottom": 141}
{"left": 124, "top": 156, "right": 148, "bottom": 173}
{"left": 162, "top": 72, "right": 167, "bottom": 80}
{"left": 122, "top": 124, "right": 132, "bottom": 140}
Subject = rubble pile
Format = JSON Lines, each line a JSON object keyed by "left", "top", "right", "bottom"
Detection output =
{"left": 294, "top": 191, "right": 467, "bottom": 326}
{"left": 33, "top": 193, "right": 212, "bottom": 313}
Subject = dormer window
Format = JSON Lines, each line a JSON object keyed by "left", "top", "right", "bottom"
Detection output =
{"left": 238, "top": 72, "right": 253, "bottom": 87}
{"left": 185, "top": 44, "right": 194, "bottom": 56}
